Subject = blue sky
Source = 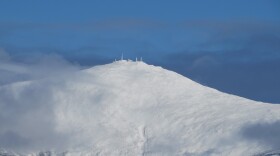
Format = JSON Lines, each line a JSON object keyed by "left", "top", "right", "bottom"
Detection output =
{"left": 0, "top": 0, "right": 280, "bottom": 103}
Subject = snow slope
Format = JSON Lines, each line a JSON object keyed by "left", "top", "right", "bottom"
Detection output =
{"left": 1, "top": 61, "right": 280, "bottom": 156}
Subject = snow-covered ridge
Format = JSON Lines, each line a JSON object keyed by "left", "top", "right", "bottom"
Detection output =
{"left": 0, "top": 61, "right": 280, "bottom": 156}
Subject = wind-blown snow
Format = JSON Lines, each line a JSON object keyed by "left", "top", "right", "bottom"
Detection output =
{"left": 1, "top": 61, "right": 280, "bottom": 156}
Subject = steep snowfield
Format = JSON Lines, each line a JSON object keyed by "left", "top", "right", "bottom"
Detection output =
{"left": 1, "top": 61, "right": 280, "bottom": 156}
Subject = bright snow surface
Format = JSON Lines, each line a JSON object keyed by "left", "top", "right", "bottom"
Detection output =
{"left": 1, "top": 61, "right": 280, "bottom": 156}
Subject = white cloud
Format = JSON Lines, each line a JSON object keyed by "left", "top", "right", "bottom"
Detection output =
{"left": 0, "top": 49, "right": 80, "bottom": 152}
{"left": 0, "top": 49, "right": 80, "bottom": 86}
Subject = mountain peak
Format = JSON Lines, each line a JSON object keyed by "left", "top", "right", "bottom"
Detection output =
{"left": 0, "top": 62, "right": 280, "bottom": 155}
{"left": 86, "top": 60, "right": 161, "bottom": 72}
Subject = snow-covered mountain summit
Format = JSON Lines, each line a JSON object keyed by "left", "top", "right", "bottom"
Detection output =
{"left": 0, "top": 61, "right": 280, "bottom": 156}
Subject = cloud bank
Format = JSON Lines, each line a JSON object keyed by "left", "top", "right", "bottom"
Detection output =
{"left": 0, "top": 50, "right": 81, "bottom": 152}
{"left": 0, "top": 49, "right": 80, "bottom": 86}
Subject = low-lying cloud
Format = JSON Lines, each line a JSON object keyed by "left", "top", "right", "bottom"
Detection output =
{"left": 0, "top": 49, "right": 80, "bottom": 86}
{"left": 0, "top": 50, "right": 80, "bottom": 152}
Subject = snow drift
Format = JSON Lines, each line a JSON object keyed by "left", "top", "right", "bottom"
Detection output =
{"left": 1, "top": 61, "right": 280, "bottom": 156}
